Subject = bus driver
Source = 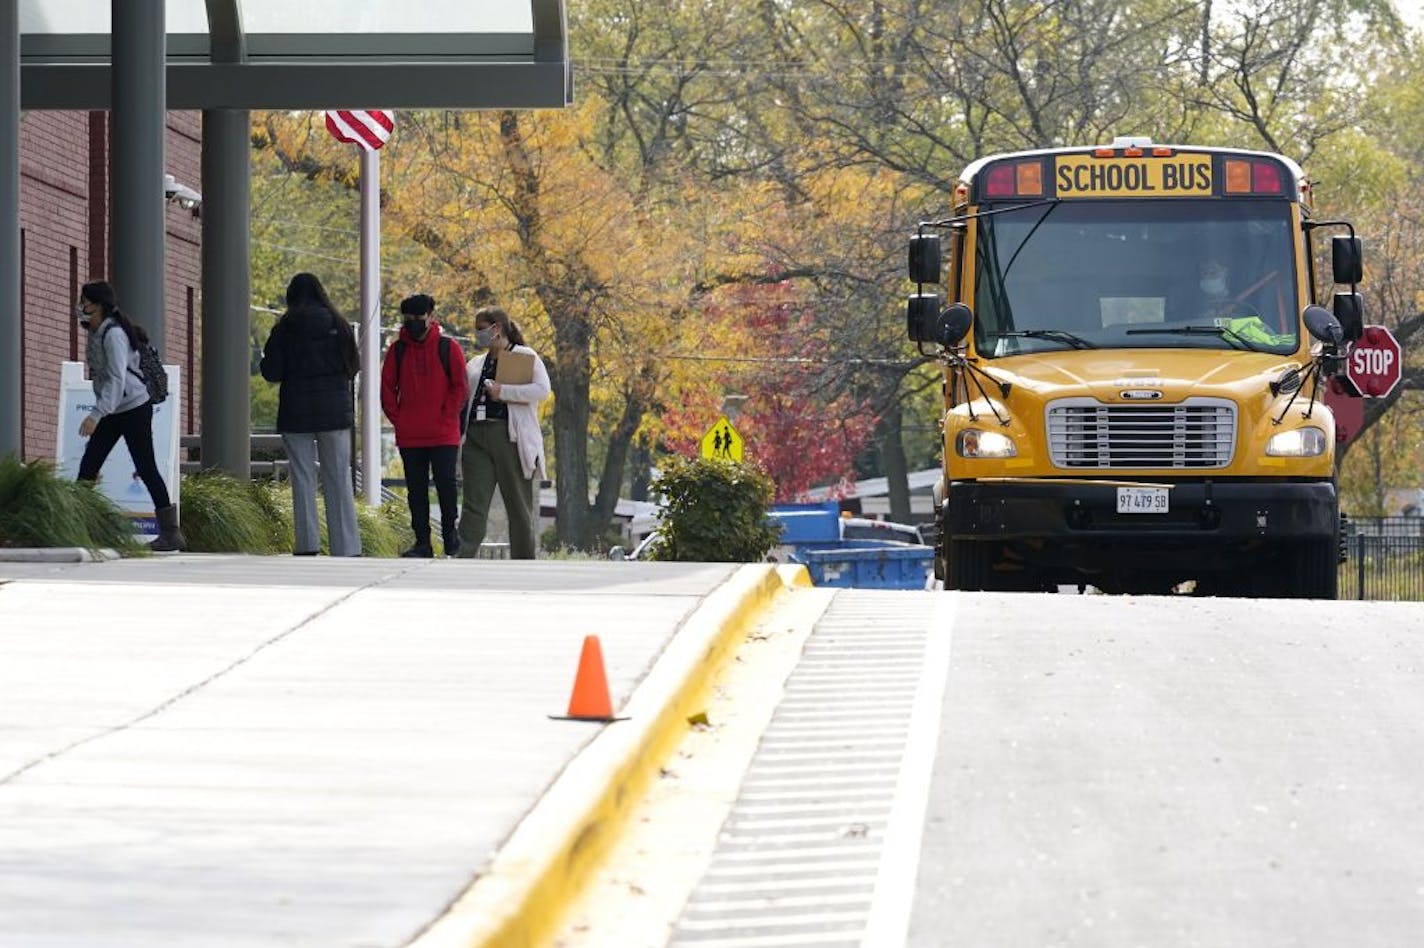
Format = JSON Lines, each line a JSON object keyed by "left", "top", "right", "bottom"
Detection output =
{"left": 1196, "top": 258, "right": 1236, "bottom": 320}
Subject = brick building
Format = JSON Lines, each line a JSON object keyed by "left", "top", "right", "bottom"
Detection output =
{"left": 17, "top": 110, "right": 201, "bottom": 462}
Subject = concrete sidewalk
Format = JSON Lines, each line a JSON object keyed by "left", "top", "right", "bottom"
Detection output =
{"left": 0, "top": 555, "right": 796, "bottom": 947}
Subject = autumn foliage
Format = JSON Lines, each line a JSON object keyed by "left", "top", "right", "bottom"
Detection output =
{"left": 247, "top": 0, "right": 1424, "bottom": 547}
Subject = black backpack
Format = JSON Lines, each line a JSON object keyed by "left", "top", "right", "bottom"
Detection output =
{"left": 104, "top": 322, "right": 168, "bottom": 405}
{"left": 393, "top": 335, "right": 471, "bottom": 432}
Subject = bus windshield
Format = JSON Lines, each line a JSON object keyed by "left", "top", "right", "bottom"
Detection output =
{"left": 972, "top": 200, "right": 1299, "bottom": 357}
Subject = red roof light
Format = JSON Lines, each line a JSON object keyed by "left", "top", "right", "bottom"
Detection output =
{"left": 984, "top": 164, "right": 1016, "bottom": 197}
{"left": 1252, "top": 161, "right": 1283, "bottom": 194}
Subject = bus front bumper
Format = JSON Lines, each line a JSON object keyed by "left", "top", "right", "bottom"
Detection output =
{"left": 944, "top": 478, "right": 1337, "bottom": 542}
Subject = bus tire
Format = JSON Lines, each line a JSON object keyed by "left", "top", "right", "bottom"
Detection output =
{"left": 947, "top": 538, "right": 992, "bottom": 591}
{"left": 1290, "top": 536, "right": 1339, "bottom": 600}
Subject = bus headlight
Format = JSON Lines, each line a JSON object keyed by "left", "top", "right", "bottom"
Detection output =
{"left": 957, "top": 429, "right": 1018, "bottom": 458}
{"left": 1265, "top": 427, "right": 1326, "bottom": 457}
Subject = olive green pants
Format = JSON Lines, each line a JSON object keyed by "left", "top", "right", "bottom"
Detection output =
{"left": 458, "top": 419, "right": 538, "bottom": 559}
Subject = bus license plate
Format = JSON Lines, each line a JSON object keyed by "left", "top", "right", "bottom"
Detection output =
{"left": 1116, "top": 486, "right": 1169, "bottom": 514}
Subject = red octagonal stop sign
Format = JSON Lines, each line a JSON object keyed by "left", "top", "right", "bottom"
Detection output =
{"left": 1344, "top": 325, "right": 1403, "bottom": 398}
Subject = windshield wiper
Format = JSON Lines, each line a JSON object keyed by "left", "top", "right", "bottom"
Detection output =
{"left": 1124, "top": 324, "right": 1265, "bottom": 352}
{"left": 991, "top": 329, "right": 1097, "bottom": 350}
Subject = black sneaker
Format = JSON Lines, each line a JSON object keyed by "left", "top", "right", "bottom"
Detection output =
{"left": 401, "top": 543, "right": 434, "bottom": 559}
{"left": 443, "top": 534, "right": 462, "bottom": 558}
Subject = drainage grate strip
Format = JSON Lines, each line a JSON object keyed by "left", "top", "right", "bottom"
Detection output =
{"left": 669, "top": 591, "right": 952, "bottom": 948}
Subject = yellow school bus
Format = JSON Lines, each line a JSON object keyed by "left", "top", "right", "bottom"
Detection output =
{"left": 905, "top": 136, "right": 1366, "bottom": 598}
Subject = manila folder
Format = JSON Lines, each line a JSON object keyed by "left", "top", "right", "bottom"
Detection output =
{"left": 495, "top": 350, "right": 535, "bottom": 385}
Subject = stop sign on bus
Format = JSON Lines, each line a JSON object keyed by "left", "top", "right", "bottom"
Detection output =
{"left": 1343, "top": 325, "right": 1403, "bottom": 398}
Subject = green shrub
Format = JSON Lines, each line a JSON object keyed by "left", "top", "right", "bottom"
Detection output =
{"left": 182, "top": 471, "right": 413, "bottom": 556}
{"left": 71, "top": 481, "right": 148, "bottom": 554}
{"left": 181, "top": 470, "right": 287, "bottom": 553}
{"left": 0, "top": 456, "right": 144, "bottom": 554}
{"left": 543, "top": 545, "right": 602, "bottom": 561}
{"left": 541, "top": 523, "right": 622, "bottom": 556}
{"left": 249, "top": 477, "right": 296, "bottom": 551}
{"left": 646, "top": 456, "right": 780, "bottom": 562}
{"left": 358, "top": 499, "right": 415, "bottom": 557}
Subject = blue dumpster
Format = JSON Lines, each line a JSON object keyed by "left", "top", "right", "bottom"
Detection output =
{"left": 768, "top": 502, "right": 933, "bottom": 589}
{"left": 794, "top": 542, "right": 935, "bottom": 590}
{"left": 770, "top": 500, "right": 843, "bottom": 544}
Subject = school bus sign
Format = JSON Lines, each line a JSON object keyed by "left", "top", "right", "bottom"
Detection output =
{"left": 1055, "top": 154, "right": 1213, "bottom": 198}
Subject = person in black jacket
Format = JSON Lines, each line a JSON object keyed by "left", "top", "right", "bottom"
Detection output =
{"left": 259, "top": 273, "right": 362, "bottom": 556}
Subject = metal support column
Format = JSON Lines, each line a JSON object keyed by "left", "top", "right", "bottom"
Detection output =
{"left": 0, "top": 0, "right": 20, "bottom": 459}
{"left": 110, "top": 0, "right": 165, "bottom": 354}
{"left": 200, "top": 1, "right": 250, "bottom": 477}
{"left": 199, "top": 109, "right": 250, "bottom": 477}
{"left": 358, "top": 148, "right": 381, "bottom": 505}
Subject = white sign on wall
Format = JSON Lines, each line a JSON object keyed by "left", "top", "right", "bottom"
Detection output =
{"left": 53, "top": 361, "right": 181, "bottom": 537}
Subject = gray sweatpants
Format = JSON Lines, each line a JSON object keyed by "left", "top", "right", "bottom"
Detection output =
{"left": 283, "top": 429, "right": 362, "bottom": 557}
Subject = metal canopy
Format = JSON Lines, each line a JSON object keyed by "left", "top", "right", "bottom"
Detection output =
{"left": 19, "top": 0, "right": 570, "bottom": 109}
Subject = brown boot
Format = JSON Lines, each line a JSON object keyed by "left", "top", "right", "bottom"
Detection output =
{"left": 150, "top": 504, "right": 187, "bottom": 553}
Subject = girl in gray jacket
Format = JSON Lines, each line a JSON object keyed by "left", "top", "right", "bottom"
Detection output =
{"left": 76, "top": 281, "right": 184, "bottom": 551}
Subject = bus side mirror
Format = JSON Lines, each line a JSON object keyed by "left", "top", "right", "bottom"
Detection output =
{"left": 1303, "top": 304, "right": 1343, "bottom": 346}
{"left": 1332, "top": 292, "right": 1364, "bottom": 343}
{"left": 938, "top": 302, "right": 974, "bottom": 345}
{"left": 907, "top": 298, "right": 973, "bottom": 346}
{"left": 909, "top": 234, "right": 942, "bottom": 284}
{"left": 1331, "top": 236, "right": 1362, "bottom": 285}
{"left": 907, "top": 293, "right": 940, "bottom": 341}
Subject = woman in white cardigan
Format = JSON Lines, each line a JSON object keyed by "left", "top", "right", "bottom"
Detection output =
{"left": 455, "top": 306, "right": 551, "bottom": 558}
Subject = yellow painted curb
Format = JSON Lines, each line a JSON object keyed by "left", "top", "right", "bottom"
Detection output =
{"left": 408, "top": 563, "right": 796, "bottom": 948}
{"left": 777, "top": 563, "right": 813, "bottom": 588}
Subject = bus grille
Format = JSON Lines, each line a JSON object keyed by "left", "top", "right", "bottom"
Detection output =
{"left": 1046, "top": 398, "right": 1237, "bottom": 469}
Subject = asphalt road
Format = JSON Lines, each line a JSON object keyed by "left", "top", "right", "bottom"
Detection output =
{"left": 666, "top": 590, "right": 1424, "bottom": 947}
{"left": 911, "top": 592, "right": 1424, "bottom": 947}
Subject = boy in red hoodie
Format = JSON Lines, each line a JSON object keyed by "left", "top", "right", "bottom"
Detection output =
{"left": 381, "top": 294, "right": 470, "bottom": 557}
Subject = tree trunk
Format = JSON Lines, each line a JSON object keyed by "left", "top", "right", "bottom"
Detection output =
{"left": 545, "top": 305, "right": 594, "bottom": 550}
{"left": 629, "top": 441, "right": 653, "bottom": 502}
{"left": 548, "top": 389, "right": 589, "bottom": 549}
{"left": 878, "top": 404, "right": 913, "bottom": 524}
{"left": 586, "top": 390, "right": 644, "bottom": 548}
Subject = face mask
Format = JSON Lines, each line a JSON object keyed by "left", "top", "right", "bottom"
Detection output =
{"left": 402, "top": 317, "right": 427, "bottom": 336}
{"left": 76, "top": 305, "right": 90, "bottom": 326}
{"left": 474, "top": 326, "right": 496, "bottom": 348}
{"left": 1200, "top": 276, "right": 1226, "bottom": 297}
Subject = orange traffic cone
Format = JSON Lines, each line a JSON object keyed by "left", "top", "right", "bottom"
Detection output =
{"left": 550, "top": 635, "right": 624, "bottom": 722}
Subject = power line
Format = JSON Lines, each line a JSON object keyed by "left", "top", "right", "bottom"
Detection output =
{"left": 250, "top": 237, "right": 400, "bottom": 274}
{"left": 661, "top": 353, "right": 914, "bottom": 367}
{"left": 252, "top": 218, "right": 360, "bottom": 236}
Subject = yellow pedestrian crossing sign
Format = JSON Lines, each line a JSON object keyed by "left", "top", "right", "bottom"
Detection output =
{"left": 700, "top": 415, "right": 744, "bottom": 461}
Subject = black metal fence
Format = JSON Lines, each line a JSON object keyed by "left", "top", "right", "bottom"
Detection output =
{"left": 1340, "top": 517, "right": 1424, "bottom": 601}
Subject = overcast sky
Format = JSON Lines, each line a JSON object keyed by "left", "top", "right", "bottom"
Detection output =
{"left": 1401, "top": 2, "right": 1424, "bottom": 33}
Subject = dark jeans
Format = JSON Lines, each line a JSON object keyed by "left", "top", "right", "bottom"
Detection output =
{"left": 77, "top": 402, "right": 171, "bottom": 509}
{"left": 400, "top": 445, "right": 460, "bottom": 544}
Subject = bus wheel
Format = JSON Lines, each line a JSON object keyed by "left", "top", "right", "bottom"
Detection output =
{"left": 1289, "top": 536, "right": 1339, "bottom": 600}
{"left": 947, "top": 538, "right": 992, "bottom": 591}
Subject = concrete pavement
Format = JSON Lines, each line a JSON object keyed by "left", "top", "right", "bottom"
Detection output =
{"left": 0, "top": 555, "right": 800, "bottom": 947}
